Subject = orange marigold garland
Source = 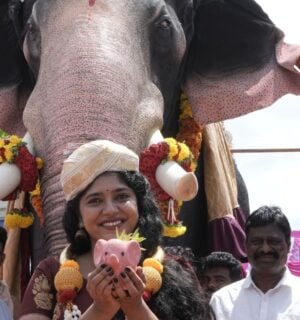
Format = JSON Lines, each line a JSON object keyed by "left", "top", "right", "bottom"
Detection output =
{"left": 4, "top": 207, "right": 34, "bottom": 229}
{"left": 140, "top": 92, "right": 203, "bottom": 238}
{"left": 142, "top": 257, "right": 164, "bottom": 301}
{"left": 54, "top": 260, "right": 83, "bottom": 320}
{"left": 29, "top": 180, "right": 44, "bottom": 226}
{"left": 177, "top": 92, "right": 203, "bottom": 161}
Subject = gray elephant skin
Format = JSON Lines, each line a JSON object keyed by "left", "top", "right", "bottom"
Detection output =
{"left": 1, "top": 0, "right": 281, "bottom": 267}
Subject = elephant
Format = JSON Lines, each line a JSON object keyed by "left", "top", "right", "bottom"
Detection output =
{"left": 1, "top": 0, "right": 300, "bottom": 277}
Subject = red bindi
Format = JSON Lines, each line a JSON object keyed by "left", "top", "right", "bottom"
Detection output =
{"left": 89, "top": 0, "right": 96, "bottom": 7}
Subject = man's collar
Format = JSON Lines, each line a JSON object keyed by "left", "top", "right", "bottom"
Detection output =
{"left": 242, "top": 267, "right": 293, "bottom": 290}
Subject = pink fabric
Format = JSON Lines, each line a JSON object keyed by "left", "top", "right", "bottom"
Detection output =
{"left": 292, "top": 231, "right": 300, "bottom": 237}
{"left": 184, "top": 40, "right": 300, "bottom": 124}
{"left": 288, "top": 234, "right": 300, "bottom": 277}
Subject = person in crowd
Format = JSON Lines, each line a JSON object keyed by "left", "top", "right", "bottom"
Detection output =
{"left": 210, "top": 205, "right": 300, "bottom": 319}
{"left": 198, "top": 251, "right": 244, "bottom": 299}
{"left": 163, "top": 245, "right": 199, "bottom": 276}
{"left": 20, "top": 139, "right": 212, "bottom": 320}
{"left": 0, "top": 226, "right": 14, "bottom": 320}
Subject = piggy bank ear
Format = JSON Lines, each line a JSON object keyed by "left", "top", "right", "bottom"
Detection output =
{"left": 126, "top": 241, "right": 141, "bottom": 266}
{"left": 93, "top": 239, "right": 107, "bottom": 267}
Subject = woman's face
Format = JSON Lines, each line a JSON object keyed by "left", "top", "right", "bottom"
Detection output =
{"left": 79, "top": 172, "right": 139, "bottom": 243}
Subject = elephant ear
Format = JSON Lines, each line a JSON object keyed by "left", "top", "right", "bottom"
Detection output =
{"left": 169, "top": 0, "right": 195, "bottom": 45}
{"left": 125, "top": 241, "right": 142, "bottom": 266}
{"left": 184, "top": 0, "right": 300, "bottom": 124}
{"left": 0, "top": 0, "right": 35, "bottom": 135}
{"left": 93, "top": 239, "right": 107, "bottom": 267}
{"left": 0, "top": 1, "right": 23, "bottom": 86}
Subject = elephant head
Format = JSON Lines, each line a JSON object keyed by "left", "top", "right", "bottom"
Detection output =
{"left": 94, "top": 238, "right": 141, "bottom": 275}
{"left": 1, "top": 0, "right": 299, "bottom": 265}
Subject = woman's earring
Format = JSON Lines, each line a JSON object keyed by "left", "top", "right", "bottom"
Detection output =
{"left": 75, "top": 221, "right": 88, "bottom": 241}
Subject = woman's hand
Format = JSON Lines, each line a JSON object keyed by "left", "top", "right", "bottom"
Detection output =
{"left": 85, "top": 264, "right": 120, "bottom": 315}
{"left": 112, "top": 266, "right": 158, "bottom": 319}
{"left": 112, "top": 266, "right": 145, "bottom": 306}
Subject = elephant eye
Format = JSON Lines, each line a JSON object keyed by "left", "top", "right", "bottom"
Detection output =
{"left": 23, "top": 16, "right": 41, "bottom": 77}
{"left": 156, "top": 16, "right": 172, "bottom": 30}
{"left": 105, "top": 251, "right": 108, "bottom": 255}
{"left": 121, "top": 252, "right": 125, "bottom": 256}
{"left": 26, "top": 19, "right": 39, "bottom": 42}
{"left": 159, "top": 18, "right": 171, "bottom": 29}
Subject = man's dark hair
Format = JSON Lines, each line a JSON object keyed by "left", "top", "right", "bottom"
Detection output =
{"left": 0, "top": 226, "right": 7, "bottom": 249}
{"left": 245, "top": 206, "right": 291, "bottom": 244}
{"left": 201, "top": 251, "right": 243, "bottom": 281}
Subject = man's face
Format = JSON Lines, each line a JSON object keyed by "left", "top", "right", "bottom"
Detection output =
{"left": 201, "top": 267, "right": 232, "bottom": 298}
{"left": 246, "top": 224, "right": 290, "bottom": 276}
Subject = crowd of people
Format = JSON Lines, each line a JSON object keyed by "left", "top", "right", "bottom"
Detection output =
{"left": 1, "top": 140, "right": 300, "bottom": 319}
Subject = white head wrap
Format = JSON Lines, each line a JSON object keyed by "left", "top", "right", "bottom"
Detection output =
{"left": 60, "top": 140, "right": 139, "bottom": 201}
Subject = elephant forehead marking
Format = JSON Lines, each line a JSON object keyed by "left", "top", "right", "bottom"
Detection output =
{"left": 89, "top": 0, "right": 96, "bottom": 6}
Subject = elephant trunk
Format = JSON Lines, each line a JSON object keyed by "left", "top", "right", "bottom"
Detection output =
{"left": 22, "top": 3, "right": 164, "bottom": 258}
{"left": 42, "top": 174, "right": 67, "bottom": 257}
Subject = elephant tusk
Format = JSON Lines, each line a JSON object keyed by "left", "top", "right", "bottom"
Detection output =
{"left": 147, "top": 128, "right": 164, "bottom": 145}
{"left": 22, "top": 132, "right": 35, "bottom": 155}
{"left": 155, "top": 161, "right": 198, "bottom": 201}
{"left": 147, "top": 129, "right": 198, "bottom": 201}
{"left": 0, "top": 132, "right": 35, "bottom": 200}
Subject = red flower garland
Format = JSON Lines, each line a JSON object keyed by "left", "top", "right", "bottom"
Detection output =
{"left": 140, "top": 138, "right": 196, "bottom": 230}
{"left": 140, "top": 92, "right": 203, "bottom": 234}
{"left": 1, "top": 133, "right": 41, "bottom": 200}
{"left": 14, "top": 146, "right": 39, "bottom": 192}
{"left": 140, "top": 142, "right": 170, "bottom": 202}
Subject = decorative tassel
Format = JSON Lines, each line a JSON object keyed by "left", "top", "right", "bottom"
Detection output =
{"left": 167, "top": 199, "right": 176, "bottom": 224}
{"left": 54, "top": 260, "right": 83, "bottom": 320}
{"left": 162, "top": 199, "right": 187, "bottom": 237}
{"left": 64, "top": 303, "right": 81, "bottom": 320}
{"left": 142, "top": 257, "right": 164, "bottom": 301}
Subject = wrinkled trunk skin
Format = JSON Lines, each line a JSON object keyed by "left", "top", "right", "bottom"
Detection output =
{"left": 23, "top": 1, "right": 164, "bottom": 262}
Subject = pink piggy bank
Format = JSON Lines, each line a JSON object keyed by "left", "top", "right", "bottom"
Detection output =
{"left": 93, "top": 238, "right": 141, "bottom": 275}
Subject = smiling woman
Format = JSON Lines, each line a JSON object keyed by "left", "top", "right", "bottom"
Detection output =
{"left": 78, "top": 173, "right": 140, "bottom": 243}
{"left": 19, "top": 139, "right": 212, "bottom": 320}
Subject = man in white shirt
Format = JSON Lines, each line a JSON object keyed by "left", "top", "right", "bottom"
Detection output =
{"left": 210, "top": 205, "right": 300, "bottom": 320}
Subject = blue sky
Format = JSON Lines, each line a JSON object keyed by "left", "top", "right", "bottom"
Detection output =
{"left": 225, "top": 0, "right": 300, "bottom": 230}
